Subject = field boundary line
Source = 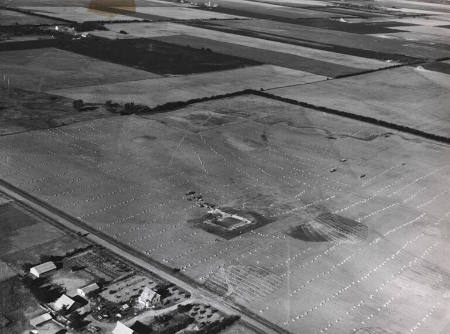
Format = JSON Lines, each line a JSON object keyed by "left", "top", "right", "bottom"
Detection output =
{"left": 248, "top": 90, "right": 450, "bottom": 144}
{"left": 128, "top": 88, "right": 450, "bottom": 145}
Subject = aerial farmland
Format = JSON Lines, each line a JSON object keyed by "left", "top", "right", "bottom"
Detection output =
{"left": 0, "top": 1, "right": 449, "bottom": 334}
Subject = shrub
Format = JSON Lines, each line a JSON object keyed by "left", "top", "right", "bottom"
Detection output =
{"left": 73, "top": 99, "right": 84, "bottom": 111}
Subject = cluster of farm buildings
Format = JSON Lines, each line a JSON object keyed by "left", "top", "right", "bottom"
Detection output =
{"left": 27, "top": 261, "right": 165, "bottom": 334}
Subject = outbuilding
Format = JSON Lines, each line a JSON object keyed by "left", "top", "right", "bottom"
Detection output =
{"left": 30, "top": 261, "right": 57, "bottom": 278}
{"left": 77, "top": 283, "right": 100, "bottom": 297}
{"left": 30, "top": 313, "right": 52, "bottom": 327}
{"left": 53, "top": 294, "right": 75, "bottom": 312}
{"left": 112, "top": 321, "right": 134, "bottom": 334}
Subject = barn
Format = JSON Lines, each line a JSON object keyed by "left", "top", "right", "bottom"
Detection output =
{"left": 30, "top": 261, "right": 57, "bottom": 278}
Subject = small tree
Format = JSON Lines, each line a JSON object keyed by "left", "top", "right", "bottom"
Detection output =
{"left": 73, "top": 99, "right": 84, "bottom": 111}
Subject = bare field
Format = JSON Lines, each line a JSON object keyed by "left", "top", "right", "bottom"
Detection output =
{"left": 268, "top": 66, "right": 450, "bottom": 139}
{"left": 48, "top": 65, "right": 326, "bottom": 106}
{"left": 0, "top": 95, "right": 449, "bottom": 333}
{"left": 53, "top": 38, "right": 258, "bottom": 76}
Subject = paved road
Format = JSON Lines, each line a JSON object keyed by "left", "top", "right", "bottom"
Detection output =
{"left": 0, "top": 180, "right": 288, "bottom": 334}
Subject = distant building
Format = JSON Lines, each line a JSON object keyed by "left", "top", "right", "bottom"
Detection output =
{"left": 30, "top": 313, "right": 52, "bottom": 327}
{"left": 30, "top": 261, "right": 57, "bottom": 278}
{"left": 137, "top": 287, "right": 161, "bottom": 308}
{"left": 112, "top": 321, "right": 134, "bottom": 334}
{"left": 77, "top": 283, "right": 100, "bottom": 297}
{"left": 53, "top": 294, "right": 75, "bottom": 312}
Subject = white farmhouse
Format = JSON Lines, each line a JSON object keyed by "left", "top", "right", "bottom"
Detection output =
{"left": 53, "top": 294, "right": 75, "bottom": 311}
{"left": 137, "top": 287, "right": 161, "bottom": 308}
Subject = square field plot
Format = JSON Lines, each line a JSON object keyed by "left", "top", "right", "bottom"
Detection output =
{"left": 0, "top": 47, "right": 160, "bottom": 92}
{"left": 0, "top": 94, "right": 449, "bottom": 334}
{"left": 268, "top": 66, "right": 450, "bottom": 139}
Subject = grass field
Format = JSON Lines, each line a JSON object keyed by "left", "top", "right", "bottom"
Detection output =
{"left": 18, "top": 6, "right": 145, "bottom": 22}
{"left": 188, "top": 19, "right": 450, "bottom": 60}
{"left": 189, "top": 0, "right": 349, "bottom": 20}
{"left": 0, "top": 201, "right": 88, "bottom": 272}
{"left": 372, "top": 31, "right": 450, "bottom": 47}
{"left": 1, "top": 1, "right": 450, "bottom": 333}
{"left": 0, "top": 9, "right": 59, "bottom": 26}
{"left": 268, "top": 66, "right": 450, "bottom": 139}
{"left": 0, "top": 203, "right": 65, "bottom": 259}
{"left": 48, "top": 65, "right": 326, "bottom": 107}
{"left": 0, "top": 94, "right": 448, "bottom": 333}
{"left": 118, "top": 6, "right": 246, "bottom": 20}
{"left": 221, "top": 321, "right": 260, "bottom": 334}
{"left": 0, "top": 47, "right": 161, "bottom": 92}
{"left": 0, "top": 41, "right": 259, "bottom": 91}
{"left": 150, "top": 34, "right": 390, "bottom": 77}
{"left": 92, "top": 21, "right": 400, "bottom": 75}
{"left": 0, "top": 87, "right": 112, "bottom": 135}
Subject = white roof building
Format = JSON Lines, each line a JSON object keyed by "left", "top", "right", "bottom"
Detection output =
{"left": 137, "top": 287, "right": 161, "bottom": 308}
{"left": 53, "top": 294, "right": 75, "bottom": 311}
{"left": 112, "top": 321, "right": 134, "bottom": 334}
{"left": 30, "top": 261, "right": 56, "bottom": 278}
{"left": 30, "top": 313, "right": 52, "bottom": 327}
{"left": 77, "top": 282, "right": 100, "bottom": 297}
